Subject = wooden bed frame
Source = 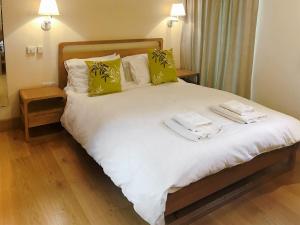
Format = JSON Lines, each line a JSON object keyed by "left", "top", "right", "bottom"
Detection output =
{"left": 58, "top": 38, "right": 299, "bottom": 224}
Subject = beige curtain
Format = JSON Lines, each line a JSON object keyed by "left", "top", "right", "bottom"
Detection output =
{"left": 181, "top": 0, "right": 259, "bottom": 98}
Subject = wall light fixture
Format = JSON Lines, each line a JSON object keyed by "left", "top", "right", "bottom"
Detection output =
{"left": 168, "top": 3, "right": 186, "bottom": 28}
{"left": 38, "top": 0, "right": 60, "bottom": 31}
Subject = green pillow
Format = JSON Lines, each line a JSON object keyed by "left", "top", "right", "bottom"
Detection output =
{"left": 148, "top": 49, "right": 178, "bottom": 85}
{"left": 85, "top": 58, "right": 122, "bottom": 96}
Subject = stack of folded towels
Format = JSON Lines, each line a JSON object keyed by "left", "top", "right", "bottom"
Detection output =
{"left": 164, "top": 112, "right": 222, "bottom": 141}
{"left": 211, "top": 100, "right": 266, "bottom": 124}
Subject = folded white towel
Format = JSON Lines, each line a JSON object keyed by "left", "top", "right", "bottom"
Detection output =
{"left": 173, "top": 112, "right": 212, "bottom": 132}
{"left": 211, "top": 106, "right": 266, "bottom": 124}
{"left": 164, "top": 119, "right": 222, "bottom": 142}
{"left": 220, "top": 100, "right": 254, "bottom": 116}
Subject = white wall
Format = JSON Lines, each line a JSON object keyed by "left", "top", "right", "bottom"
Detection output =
{"left": 252, "top": 0, "right": 300, "bottom": 119}
{"left": 0, "top": 0, "right": 182, "bottom": 120}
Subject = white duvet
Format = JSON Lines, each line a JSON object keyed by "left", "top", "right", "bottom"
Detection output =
{"left": 61, "top": 81, "right": 300, "bottom": 225}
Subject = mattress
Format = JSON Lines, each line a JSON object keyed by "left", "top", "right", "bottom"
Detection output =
{"left": 61, "top": 81, "right": 300, "bottom": 225}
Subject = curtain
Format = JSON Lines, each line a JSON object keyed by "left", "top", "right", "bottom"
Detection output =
{"left": 181, "top": 0, "right": 259, "bottom": 98}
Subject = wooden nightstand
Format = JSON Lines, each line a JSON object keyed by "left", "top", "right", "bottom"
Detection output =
{"left": 19, "top": 86, "right": 66, "bottom": 142}
{"left": 177, "top": 69, "right": 201, "bottom": 85}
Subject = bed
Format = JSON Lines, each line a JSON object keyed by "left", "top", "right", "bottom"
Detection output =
{"left": 59, "top": 38, "right": 300, "bottom": 225}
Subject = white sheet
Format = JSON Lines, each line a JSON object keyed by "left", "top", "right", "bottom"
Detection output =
{"left": 61, "top": 81, "right": 300, "bottom": 225}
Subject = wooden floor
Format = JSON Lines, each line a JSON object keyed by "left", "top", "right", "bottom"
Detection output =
{"left": 1, "top": 129, "right": 300, "bottom": 225}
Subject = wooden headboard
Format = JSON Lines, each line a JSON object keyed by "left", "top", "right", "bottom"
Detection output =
{"left": 58, "top": 38, "right": 163, "bottom": 89}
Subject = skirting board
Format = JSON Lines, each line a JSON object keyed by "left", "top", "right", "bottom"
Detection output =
{"left": 0, "top": 117, "right": 21, "bottom": 132}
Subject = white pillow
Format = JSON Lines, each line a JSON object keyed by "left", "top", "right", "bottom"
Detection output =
{"left": 122, "top": 54, "right": 151, "bottom": 86}
{"left": 64, "top": 54, "right": 129, "bottom": 93}
{"left": 121, "top": 60, "right": 134, "bottom": 82}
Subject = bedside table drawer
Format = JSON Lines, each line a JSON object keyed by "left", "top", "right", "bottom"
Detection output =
{"left": 28, "top": 110, "right": 63, "bottom": 128}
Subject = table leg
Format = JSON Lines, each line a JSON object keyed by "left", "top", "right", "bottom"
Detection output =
{"left": 197, "top": 74, "right": 201, "bottom": 85}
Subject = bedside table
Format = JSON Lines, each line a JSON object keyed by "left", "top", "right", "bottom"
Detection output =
{"left": 19, "top": 86, "right": 66, "bottom": 142}
{"left": 177, "top": 69, "right": 201, "bottom": 85}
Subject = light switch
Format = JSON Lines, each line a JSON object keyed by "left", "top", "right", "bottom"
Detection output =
{"left": 37, "top": 46, "right": 43, "bottom": 54}
{"left": 26, "top": 46, "right": 36, "bottom": 55}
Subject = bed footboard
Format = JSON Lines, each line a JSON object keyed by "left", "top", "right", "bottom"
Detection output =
{"left": 165, "top": 143, "right": 299, "bottom": 221}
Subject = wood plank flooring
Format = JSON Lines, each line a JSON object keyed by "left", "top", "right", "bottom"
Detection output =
{"left": 0, "top": 129, "right": 300, "bottom": 225}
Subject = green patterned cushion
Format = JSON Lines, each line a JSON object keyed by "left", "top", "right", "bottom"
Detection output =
{"left": 148, "top": 49, "right": 178, "bottom": 85}
{"left": 85, "top": 58, "right": 122, "bottom": 96}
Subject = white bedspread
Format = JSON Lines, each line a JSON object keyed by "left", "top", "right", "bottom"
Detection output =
{"left": 61, "top": 81, "right": 300, "bottom": 225}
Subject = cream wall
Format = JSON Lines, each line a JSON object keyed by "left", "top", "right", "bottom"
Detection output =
{"left": 252, "top": 0, "right": 300, "bottom": 119}
{"left": 0, "top": 0, "right": 182, "bottom": 120}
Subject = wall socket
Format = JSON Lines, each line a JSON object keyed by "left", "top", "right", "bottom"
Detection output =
{"left": 37, "top": 46, "right": 43, "bottom": 54}
{"left": 26, "top": 46, "right": 37, "bottom": 55}
{"left": 42, "top": 81, "right": 56, "bottom": 87}
{"left": 26, "top": 46, "right": 44, "bottom": 55}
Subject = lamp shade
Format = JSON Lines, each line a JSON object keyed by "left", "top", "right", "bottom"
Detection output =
{"left": 170, "top": 3, "right": 186, "bottom": 17}
{"left": 39, "top": 0, "right": 60, "bottom": 16}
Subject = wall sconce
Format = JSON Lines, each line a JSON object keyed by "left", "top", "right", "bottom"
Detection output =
{"left": 38, "top": 0, "right": 60, "bottom": 31}
{"left": 168, "top": 3, "right": 186, "bottom": 28}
